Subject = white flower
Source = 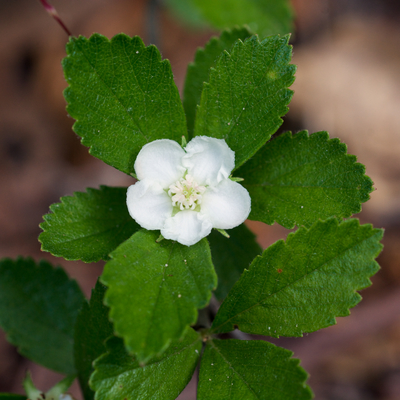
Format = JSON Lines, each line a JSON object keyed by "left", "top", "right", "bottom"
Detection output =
{"left": 126, "top": 136, "right": 251, "bottom": 246}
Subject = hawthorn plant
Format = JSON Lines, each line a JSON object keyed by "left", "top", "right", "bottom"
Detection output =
{"left": 0, "top": 19, "right": 382, "bottom": 400}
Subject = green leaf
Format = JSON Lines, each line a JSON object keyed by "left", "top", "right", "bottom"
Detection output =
{"left": 212, "top": 218, "right": 383, "bottom": 336}
{"left": 208, "top": 224, "right": 261, "bottom": 301}
{"left": 183, "top": 26, "right": 253, "bottom": 137}
{"left": 101, "top": 230, "right": 216, "bottom": 363}
{"left": 198, "top": 339, "right": 312, "bottom": 400}
{"left": 74, "top": 281, "right": 114, "bottom": 400}
{"left": 0, "top": 258, "right": 85, "bottom": 374}
{"left": 39, "top": 186, "right": 139, "bottom": 263}
{"left": 90, "top": 328, "right": 201, "bottom": 400}
{"left": 237, "top": 131, "right": 374, "bottom": 229}
{"left": 63, "top": 34, "right": 187, "bottom": 175}
{"left": 0, "top": 395, "right": 27, "bottom": 400}
{"left": 165, "top": 0, "right": 294, "bottom": 38}
{"left": 194, "top": 34, "right": 295, "bottom": 169}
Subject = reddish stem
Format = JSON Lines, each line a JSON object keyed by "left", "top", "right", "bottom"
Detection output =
{"left": 38, "top": 0, "right": 72, "bottom": 36}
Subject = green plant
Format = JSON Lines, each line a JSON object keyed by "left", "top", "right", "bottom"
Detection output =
{"left": 0, "top": 3, "right": 383, "bottom": 400}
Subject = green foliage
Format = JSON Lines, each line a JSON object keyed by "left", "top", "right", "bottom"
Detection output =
{"left": 40, "top": 186, "right": 140, "bottom": 262}
{"left": 208, "top": 224, "right": 261, "bottom": 301}
{"left": 183, "top": 26, "right": 253, "bottom": 137}
{"left": 237, "top": 131, "right": 374, "bottom": 228}
{"left": 198, "top": 339, "right": 312, "bottom": 400}
{"left": 194, "top": 34, "right": 296, "bottom": 169}
{"left": 0, "top": 258, "right": 84, "bottom": 374}
{"left": 90, "top": 328, "right": 201, "bottom": 400}
{"left": 20, "top": 25, "right": 383, "bottom": 400}
{"left": 212, "top": 218, "right": 383, "bottom": 336}
{"left": 165, "top": 0, "right": 294, "bottom": 38}
{"left": 0, "top": 395, "right": 26, "bottom": 400}
{"left": 101, "top": 230, "right": 216, "bottom": 363}
{"left": 63, "top": 34, "right": 187, "bottom": 175}
{"left": 74, "top": 281, "right": 114, "bottom": 400}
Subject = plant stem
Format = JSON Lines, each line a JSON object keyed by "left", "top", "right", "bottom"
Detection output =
{"left": 38, "top": 0, "right": 72, "bottom": 37}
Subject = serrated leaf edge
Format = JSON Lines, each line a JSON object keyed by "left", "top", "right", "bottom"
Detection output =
{"left": 62, "top": 33, "right": 185, "bottom": 175}
{"left": 39, "top": 185, "right": 131, "bottom": 263}
{"left": 101, "top": 232, "right": 216, "bottom": 364}
{"left": 200, "top": 338, "right": 312, "bottom": 400}
{"left": 194, "top": 33, "right": 296, "bottom": 170}
{"left": 89, "top": 331, "right": 202, "bottom": 393}
{"left": 243, "top": 130, "right": 375, "bottom": 229}
{"left": 211, "top": 218, "right": 383, "bottom": 335}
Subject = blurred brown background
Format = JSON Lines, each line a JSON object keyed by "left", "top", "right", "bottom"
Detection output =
{"left": 0, "top": 0, "right": 400, "bottom": 399}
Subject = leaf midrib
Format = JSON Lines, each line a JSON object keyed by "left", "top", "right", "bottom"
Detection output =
{"left": 208, "top": 340, "right": 296, "bottom": 398}
{"left": 46, "top": 220, "right": 132, "bottom": 243}
{"left": 141, "top": 241, "right": 212, "bottom": 353}
{"left": 209, "top": 339, "right": 259, "bottom": 400}
{"left": 242, "top": 152, "right": 345, "bottom": 183}
{"left": 142, "top": 243, "right": 176, "bottom": 352}
{"left": 247, "top": 184, "right": 359, "bottom": 189}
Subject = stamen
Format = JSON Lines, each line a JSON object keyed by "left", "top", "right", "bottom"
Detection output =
{"left": 168, "top": 175, "right": 206, "bottom": 210}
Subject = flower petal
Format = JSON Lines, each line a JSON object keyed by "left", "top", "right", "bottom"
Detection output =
{"left": 200, "top": 179, "right": 251, "bottom": 229}
{"left": 182, "top": 136, "right": 235, "bottom": 186}
{"left": 134, "top": 139, "right": 186, "bottom": 188}
{"left": 161, "top": 211, "right": 213, "bottom": 246}
{"left": 127, "top": 179, "right": 172, "bottom": 230}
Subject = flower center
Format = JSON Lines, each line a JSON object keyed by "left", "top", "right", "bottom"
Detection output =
{"left": 168, "top": 174, "right": 206, "bottom": 211}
